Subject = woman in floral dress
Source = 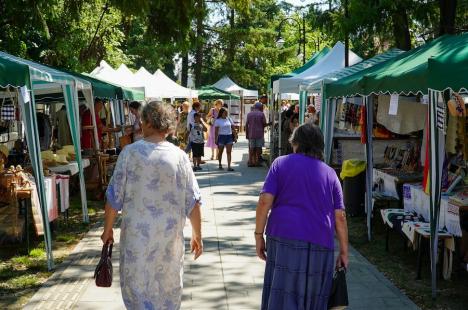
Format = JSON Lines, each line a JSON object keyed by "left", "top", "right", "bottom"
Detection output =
{"left": 206, "top": 99, "right": 223, "bottom": 160}
{"left": 101, "top": 101, "right": 203, "bottom": 310}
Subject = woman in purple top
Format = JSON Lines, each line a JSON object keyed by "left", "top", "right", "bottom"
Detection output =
{"left": 255, "top": 123, "right": 349, "bottom": 310}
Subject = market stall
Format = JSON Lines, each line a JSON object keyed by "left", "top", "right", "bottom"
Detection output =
{"left": 0, "top": 50, "right": 96, "bottom": 270}
{"left": 322, "top": 33, "right": 468, "bottom": 297}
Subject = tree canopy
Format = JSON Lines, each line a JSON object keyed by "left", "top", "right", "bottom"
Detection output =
{"left": 0, "top": 0, "right": 466, "bottom": 93}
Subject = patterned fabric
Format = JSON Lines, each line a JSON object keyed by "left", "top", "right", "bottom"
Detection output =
{"left": 106, "top": 140, "right": 201, "bottom": 310}
{"left": 0, "top": 104, "right": 15, "bottom": 120}
{"left": 262, "top": 236, "right": 333, "bottom": 310}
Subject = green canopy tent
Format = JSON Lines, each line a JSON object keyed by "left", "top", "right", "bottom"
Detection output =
{"left": 426, "top": 33, "right": 468, "bottom": 298}
{"left": 323, "top": 33, "right": 468, "bottom": 298}
{"left": 197, "top": 86, "right": 241, "bottom": 100}
{"left": 0, "top": 50, "right": 95, "bottom": 270}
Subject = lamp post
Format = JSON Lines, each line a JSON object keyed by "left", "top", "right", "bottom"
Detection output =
{"left": 276, "top": 14, "right": 307, "bottom": 65}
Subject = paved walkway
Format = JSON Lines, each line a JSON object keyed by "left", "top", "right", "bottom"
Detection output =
{"left": 24, "top": 138, "right": 419, "bottom": 310}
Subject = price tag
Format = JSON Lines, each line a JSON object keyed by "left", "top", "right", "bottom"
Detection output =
{"left": 389, "top": 94, "right": 399, "bottom": 115}
{"left": 20, "top": 86, "right": 30, "bottom": 103}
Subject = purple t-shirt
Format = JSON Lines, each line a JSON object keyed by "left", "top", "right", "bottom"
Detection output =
{"left": 262, "top": 153, "right": 345, "bottom": 249}
{"left": 246, "top": 110, "right": 266, "bottom": 139}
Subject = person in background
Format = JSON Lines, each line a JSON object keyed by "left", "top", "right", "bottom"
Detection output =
{"left": 128, "top": 101, "right": 143, "bottom": 142}
{"left": 56, "top": 105, "right": 72, "bottom": 147}
{"left": 187, "top": 101, "right": 203, "bottom": 159}
{"left": 305, "top": 104, "right": 318, "bottom": 125}
{"left": 176, "top": 101, "right": 190, "bottom": 151}
{"left": 255, "top": 123, "right": 349, "bottom": 310}
{"left": 206, "top": 99, "right": 223, "bottom": 160}
{"left": 215, "top": 107, "right": 236, "bottom": 171}
{"left": 101, "top": 101, "right": 203, "bottom": 310}
{"left": 190, "top": 113, "right": 207, "bottom": 171}
{"left": 246, "top": 102, "right": 267, "bottom": 167}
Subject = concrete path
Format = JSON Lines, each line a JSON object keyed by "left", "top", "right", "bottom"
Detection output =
{"left": 24, "top": 138, "right": 419, "bottom": 310}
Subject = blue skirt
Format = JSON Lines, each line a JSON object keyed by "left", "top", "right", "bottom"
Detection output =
{"left": 261, "top": 236, "right": 334, "bottom": 310}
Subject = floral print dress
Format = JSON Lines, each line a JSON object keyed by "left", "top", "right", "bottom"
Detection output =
{"left": 106, "top": 140, "right": 201, "bottom": 310}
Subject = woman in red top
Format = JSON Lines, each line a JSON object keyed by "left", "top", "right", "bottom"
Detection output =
{"left": 81, "top": 100, "right": 105, "bottom": 150}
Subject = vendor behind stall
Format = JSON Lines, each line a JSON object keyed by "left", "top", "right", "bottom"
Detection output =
{"left": 81, "top": 99, "right": 120, "bottom": 151}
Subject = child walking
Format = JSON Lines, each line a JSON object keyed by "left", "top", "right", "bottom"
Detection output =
{"left": 189, "top": 113, "right": 207, "bottom": 171}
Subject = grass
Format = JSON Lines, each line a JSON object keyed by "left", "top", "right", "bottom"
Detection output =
{"left": 0, "top": 196, "right": 103, "bottom": 309}
{"left": 347, "top": 215, "right": 468, "bottom": 310}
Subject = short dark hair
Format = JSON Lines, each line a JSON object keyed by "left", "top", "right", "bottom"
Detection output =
{"left": 260, "top": 94, "right": 267, "bottom": 100}
{"left": 289, "top": 123, "right": 324, "bottom": 161}
{"left": 129, "top": 101, "right": 141, "bottom": 110}
{"left": 192, "top": 101, "right": 201, "bottom": 109}
{"left": 217, "top": 107, "right": 228, "bottom": 119}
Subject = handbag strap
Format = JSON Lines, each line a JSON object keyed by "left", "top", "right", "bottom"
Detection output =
{"left": 101, "top": 243, "right": 113, "bottom": 259}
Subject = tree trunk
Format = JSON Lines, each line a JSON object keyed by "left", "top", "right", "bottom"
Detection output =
{"left": 181, "top": 53, "right": 189, "bottom": 87}
{"left": 194, "top": 0, "right": 205, "bottom": 88}
{"left": 439, "top": 0, "right": 457, "bottom": 35}
{"left": 391, "top": 6, "right": 411, "bottom": 51}
{"left": 226, "top": 8, "right": 236, "bottom": 64}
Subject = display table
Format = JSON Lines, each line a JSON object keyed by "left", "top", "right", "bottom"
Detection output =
{"left": 373, "top": 168, "right": 423, "bottom": 199}
{"left": 48, "top": 159, "right": 90, "bottom": 176}
{"left": 403, "top": 183, "right": 463, "bottom": 237}
{"left": 380, "top": 208, "right": 454, "bottom": 279}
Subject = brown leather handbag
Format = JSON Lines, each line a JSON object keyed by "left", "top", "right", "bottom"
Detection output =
{"left": 94, "top": 243, "right": 113, "bottom": 287}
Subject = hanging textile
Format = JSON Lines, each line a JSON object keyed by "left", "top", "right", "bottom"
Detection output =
{"left": 1, "top": 104, "right": 15, "bottom": 121}
{"left": 56, "top": 107, "right": 72, "bottom": 146}
{"left": 376, "top": 95, "right": 427, "bottom": 134}
{"left": 360, "top": 105, "right": 367, "bottom": 144}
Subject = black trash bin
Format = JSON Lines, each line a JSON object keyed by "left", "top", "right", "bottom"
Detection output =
{"left": 341, "top": 160, "right": 366, "bottom": 216}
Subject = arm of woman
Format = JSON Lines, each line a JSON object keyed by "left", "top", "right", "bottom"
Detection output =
{"left": 189, "top": 202, "right": 203, "bottom": 259}
{"left": 215, "top": 126, "right": 219, "bottom": 145}
{"left": 335, "top": 209, "right": 349, "bottom": 269}
{"left": 255, "top": 193, "right": 274, "bottom": 261}
{"left": 101, "top": 202, "right": 118, "bottom": 244}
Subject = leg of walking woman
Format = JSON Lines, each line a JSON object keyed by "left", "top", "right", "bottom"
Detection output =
{"left": 226, "top": 144, "right": 233, "bottom": 171}
{"left": 218, "top": 145, "right": 224, "bottom": 169}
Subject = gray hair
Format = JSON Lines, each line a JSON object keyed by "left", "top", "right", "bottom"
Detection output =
{"left": 141, "top": 101, "right": 176, "bottom": 132}
{"left": 289, "top": 123, "right": 324, "bottom": 161}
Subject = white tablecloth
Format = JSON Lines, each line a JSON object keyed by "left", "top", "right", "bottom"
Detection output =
{"left": 403, "top": 183, "right": 463, "bottom": 237}
{"left": 48, "top": 159, "right": 90, "bottom": 176}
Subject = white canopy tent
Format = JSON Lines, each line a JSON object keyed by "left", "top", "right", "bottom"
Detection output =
{"left": 151, "top": 69, "right": 197, "bottom": 99}
{"left": 213, "top": 76, "right": 258, "bottom": 98}
{"left": 272, "top": 42, "right": 362, "bottom": 94}
{"left": 90, "top": 62, "right": 196, "bottom": 99}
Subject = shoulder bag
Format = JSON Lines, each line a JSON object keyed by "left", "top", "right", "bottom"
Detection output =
{"left": 94, "top": 243, "right": 113, "bottom": 287}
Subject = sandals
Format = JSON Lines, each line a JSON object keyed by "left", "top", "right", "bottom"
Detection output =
{"left": 218, "top": 165, "right": 223, "bottom": 170}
